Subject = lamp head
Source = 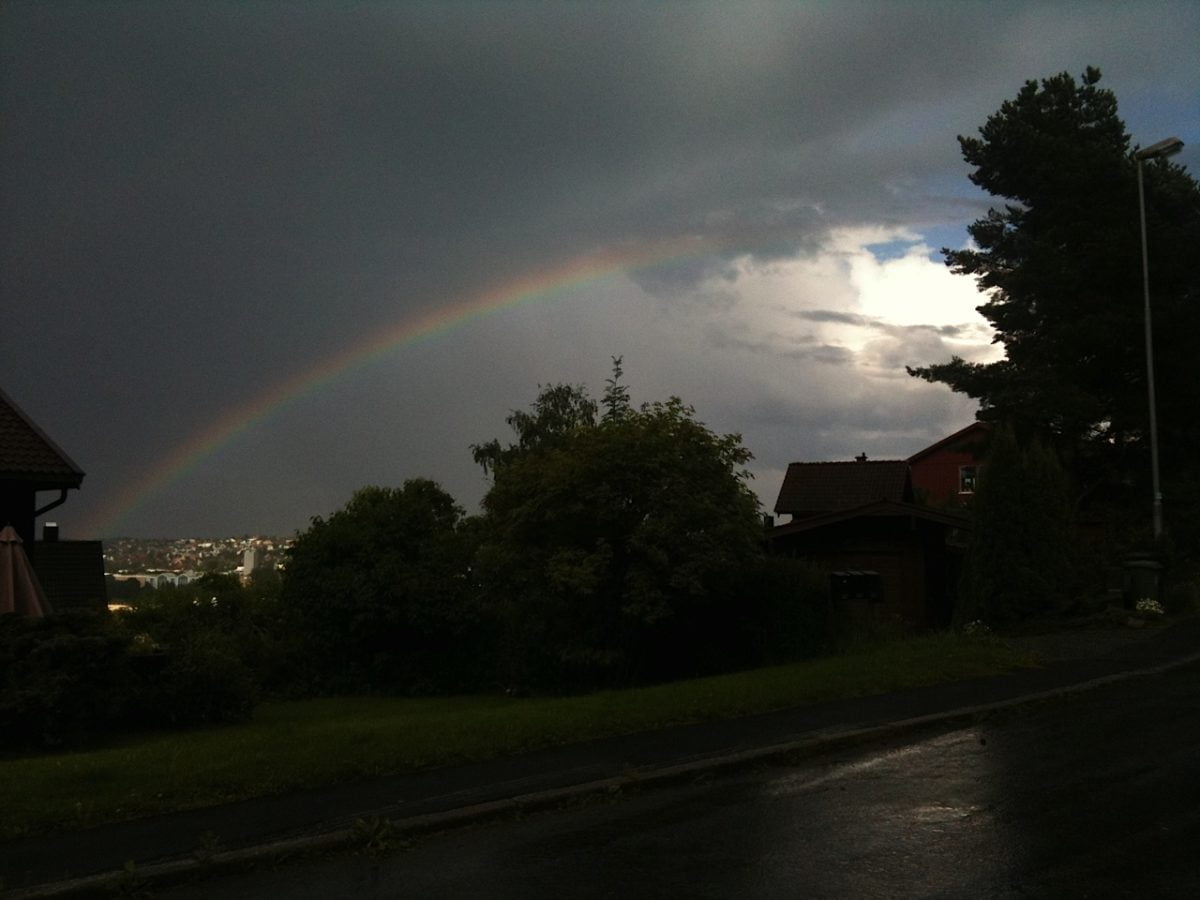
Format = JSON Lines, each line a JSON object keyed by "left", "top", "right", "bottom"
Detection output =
{"left": 1135, "top": 137, "right": 1184, "bottom": 161}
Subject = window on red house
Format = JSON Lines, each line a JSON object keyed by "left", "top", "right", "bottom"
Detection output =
{"left": 959, "top": 465, "right": 978, "bottom": 494}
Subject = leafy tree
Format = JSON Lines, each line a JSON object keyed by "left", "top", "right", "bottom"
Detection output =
{"left": 474, "top": 373, "right": 763, "bottom": 690}
{"left": 957, "top": 424, "right": 1076, "bottom": 624}
{"left": 471, "top": 383, "right": 597, "bottom": 476}
{"left": 281, "top": 479, "right": 480, "bottom": 693}
{"left": 909, "top": 68, "right": 1200, "bottom": 501}
{"left": 601, "top": 355, "right": 632, "bottom": 422}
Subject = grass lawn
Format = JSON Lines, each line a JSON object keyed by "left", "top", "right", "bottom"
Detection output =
{"left": 0, "top": 633, "right": 1033, "bottom": 840}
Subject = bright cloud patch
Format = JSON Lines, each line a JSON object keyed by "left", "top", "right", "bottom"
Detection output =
{"left": 601, "top": 227, "right": 1001, "bottom": 512}
{"left": 690, "top": 226, "right": 998, "bottom": 375}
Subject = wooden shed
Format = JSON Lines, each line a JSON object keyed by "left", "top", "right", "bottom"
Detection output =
{"left": 770, "top": 449, "right": 969, "bottom": 630}
{"left": 769, "top": 500, "right": 968, "bottom": 630}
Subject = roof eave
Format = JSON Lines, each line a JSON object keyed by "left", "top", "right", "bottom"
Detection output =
{"left": 907, "top": 421, "right": 990, "bottom": 464}
{"left": 0, "top": 386, "right": 86, "bottom": 483}
{"left": 769, "top": 500, "right": 970, "bottom": 537}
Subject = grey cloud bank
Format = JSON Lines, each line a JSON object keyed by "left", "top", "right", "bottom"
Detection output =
{"left": 2, "top": 1, "right": 1197, "bottom": 537}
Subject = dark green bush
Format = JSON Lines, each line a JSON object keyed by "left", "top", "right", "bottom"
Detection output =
{"left": 132, "top": 632, "right": 258, "bottom": 727}
{"left": 121, "top": 574, "right": 297, "bottom": 697}
{"left": 728, "top": 557, "right": 835, "bottom": 664}
{"left": 958, "top": 426, "right": 1077, "bottom": 625}
{"left": 281, "top": 480, "right": 485, "bottom": 695}
{"left": 0, "top": 612, "right": 134, "bottom": 751}
{"left": 1, "top": 601, "right": 265, "bottom": 752}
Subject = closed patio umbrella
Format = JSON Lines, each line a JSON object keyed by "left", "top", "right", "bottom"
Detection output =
{"left": 0, "top": 524, "right": 52, "bottom": 616}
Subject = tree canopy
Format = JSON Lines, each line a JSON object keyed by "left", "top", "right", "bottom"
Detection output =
{"left": 271, "top": 365, "right": 836, "bottom": 695}
{"left": 473, "top": 369, "right": 764, "bottom": 689}
{"left": 281, "top": 479, "right": 480, "bottom": 692}
{"left": 470, "top": 382, "right": 599, "bottom": 476}
{"left": 909, "top": 69, "right": 1200, "bottom": 482}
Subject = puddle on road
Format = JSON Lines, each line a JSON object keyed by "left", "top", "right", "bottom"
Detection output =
{"left": 761, "top": 727, "right": 986, "bottom": 797}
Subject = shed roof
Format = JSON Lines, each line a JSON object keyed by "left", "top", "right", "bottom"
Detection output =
{"left": 769, "top": 499, "right": 968, "bottom": 538}
{"left": 0, "top": 387, "right": 85, "bottom": 488}
{"left": 773, "top": 459, "right": 911, "bottom": 517}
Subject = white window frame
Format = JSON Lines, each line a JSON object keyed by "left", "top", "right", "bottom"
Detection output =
{"left": 958, "top": 465, "right": 978, "bottom": 494}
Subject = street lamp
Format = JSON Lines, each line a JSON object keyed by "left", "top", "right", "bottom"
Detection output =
{"left": 1135, "top": 135, "right": 1184, "bottom": 541}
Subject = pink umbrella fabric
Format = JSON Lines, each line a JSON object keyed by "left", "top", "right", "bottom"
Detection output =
{"left": 0, "top": 524, "right": 52, "bottom": 617}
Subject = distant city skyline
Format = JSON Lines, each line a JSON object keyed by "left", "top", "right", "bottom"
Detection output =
{"left": 102, "top": 535, "right": 289, "bottom": 574}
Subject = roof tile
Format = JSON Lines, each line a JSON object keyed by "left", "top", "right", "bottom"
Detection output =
{"left": 774, "top": 460, "right": 911, "bottom": 517}
{"left": 0, "top": 387, "right": 85, "bottom": 486}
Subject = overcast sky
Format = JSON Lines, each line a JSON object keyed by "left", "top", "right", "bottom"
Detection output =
{"left": 3, "top": 1, "right": 1197, "bottom": 539}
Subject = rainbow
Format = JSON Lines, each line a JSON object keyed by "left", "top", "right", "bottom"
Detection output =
{"left": 82, "top": 236, "right": 720, "bottom": 536}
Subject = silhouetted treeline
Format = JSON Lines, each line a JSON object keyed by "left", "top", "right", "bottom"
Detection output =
{"left": 278, "top": 374, "right": 834, "bottom": 695}
{"left": 2, "top": 374, "right": 836, "bottom": 751}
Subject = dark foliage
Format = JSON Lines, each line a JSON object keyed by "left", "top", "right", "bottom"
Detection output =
{"left": 132, "top": 631, "right": 258, "bottom": 727}
{"left": 1, "top": 579, "right": 271, "bottom": 751}
{"left": 957, "top": 425, "right": 1077, "bottom": 624}
{"left": 908, "top": 68, "right": 1200, "bottom": 543}
{"left": 105, "top": 574, "right": 147, "bottom": 602}
{"left": 0, "top": 612, "right": 134, "bottom": 751}
{"left": 473, "top": 373, "right": 765, "bottom": 691}
{"left": 120, "top": 573, "right": 294, "bottom": 697}
{"left": 281, "top": 479, "right": 484, "bottom": 694}
{"left": 727, "top": 558, "right": 836, "bottom": 664}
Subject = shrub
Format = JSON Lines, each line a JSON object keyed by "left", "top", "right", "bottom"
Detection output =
{"left": 0, "top": 612, "right": 135, "bottom": 751}
{"left": 121, "top": 574, "right": 295, "bottom": 697}
{"left": 620, "top": 557, "right": 835, "bottom": 684}
{"left": 132, "top": 632, "right": 259, "bottom": 727}
{"left": 1, "top": 600, "right": 264, "bottom": 752}
{"left": 957, "top": 425, "right": 1076, "bottom": 624}
{"left": 281, "top": 480, "right": 483, "bottom": 695}
{"left": 731, "top": 557, "right": 835, "bottom": 664}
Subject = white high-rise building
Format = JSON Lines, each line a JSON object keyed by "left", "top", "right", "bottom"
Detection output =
{"left": 241, "top": 547, "right": 261, "bottom": 583}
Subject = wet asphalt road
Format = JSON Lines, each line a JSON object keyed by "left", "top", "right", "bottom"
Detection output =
{"left": 162, "top": 663, "right": 1200, "bottom": 898}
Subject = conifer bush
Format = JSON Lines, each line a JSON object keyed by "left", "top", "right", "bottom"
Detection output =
{"left": 957, "top": 425, "right": 1077, "bottom": 624}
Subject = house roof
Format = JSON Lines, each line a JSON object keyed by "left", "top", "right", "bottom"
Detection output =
{"left": 0, "top": 386, "right": 85, "bottom": 489}
{"left": 773, "top": 459, "right": 912, "bottom": 517}
{"left": 769, "top": 499, "right": 969, "bottom": 539}
{"left": 907, "top": 421, "right": 990, "bottom": 464}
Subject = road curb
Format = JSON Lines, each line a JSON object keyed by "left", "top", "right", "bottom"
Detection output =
{"left": 9, "top": 650, "right": 1200, "bottom": 899}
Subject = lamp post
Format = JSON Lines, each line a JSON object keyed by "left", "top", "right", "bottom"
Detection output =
{"left": 1134, "top": 136, "right": 1184, "bottom": 541}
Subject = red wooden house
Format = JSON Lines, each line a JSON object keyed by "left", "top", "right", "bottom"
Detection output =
{"left": 907, "top": 421, "right": 990, "bottom": 508}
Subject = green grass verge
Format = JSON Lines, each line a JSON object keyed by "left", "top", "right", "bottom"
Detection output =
{"left": 0, "top": 633, "right": 1033, "bottom": 840}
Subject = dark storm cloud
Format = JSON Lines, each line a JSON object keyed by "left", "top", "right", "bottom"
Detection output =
{"left": 706, "top": 329, "right": 856, "bottom": 367}
{"left": 2, "top": 0, "right": 1197, "bottom": 535}
{"left": 794, "top": 310, "right": 874, "bottom": 326}
{"left": 794, "top": 309, "right": 969, "bottom": 339}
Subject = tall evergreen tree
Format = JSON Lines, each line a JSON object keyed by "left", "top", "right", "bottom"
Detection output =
{"left": 909, "top": 69, "right": 1200, "bottom": 493}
